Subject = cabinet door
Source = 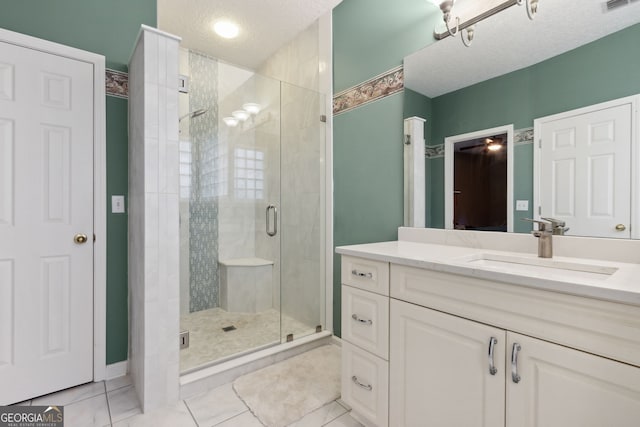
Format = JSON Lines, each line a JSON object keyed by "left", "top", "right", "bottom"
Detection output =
{"left": 390, "top": 299, "right": 506, "bottom": 427}
{"left": 507, "top": 332, "right": 640, "bottom": 427}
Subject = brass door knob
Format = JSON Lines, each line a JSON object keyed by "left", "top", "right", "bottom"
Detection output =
{"left": 74, "top": 234, "right": 88, "bottom": 244}
{"left": 615, "top": 224, "right": 626, "bottom": 232}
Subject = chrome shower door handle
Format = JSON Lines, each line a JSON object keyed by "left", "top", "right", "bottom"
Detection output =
{"left": 266, "top": 204, "right": 278, "bottom": 236}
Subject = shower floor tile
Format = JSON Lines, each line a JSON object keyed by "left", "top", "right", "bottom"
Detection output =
{"left": 180, "top": 308, "right": 315, "bottom": 372}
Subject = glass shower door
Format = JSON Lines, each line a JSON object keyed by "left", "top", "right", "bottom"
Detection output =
{"left": 279, "top": 83, "right": 326, "bottom": 343}
{"left": 215, "top": 66, "right": 283, "bottom": 357}
{"left": 179, "top": 54, "right": 283, "bottom": 372}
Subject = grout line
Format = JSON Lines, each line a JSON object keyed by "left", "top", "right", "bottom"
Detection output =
{"left": 319, "top": 400, "right": 348, "bottom": 426}
{"left": 228, "top": 385, "right": 262, "bottom": 426}
{"left": 102, "top": 381, "right": 114, "bottom": 427}
{"left": 182, "top": 399, "right": 201, "bottom": 427}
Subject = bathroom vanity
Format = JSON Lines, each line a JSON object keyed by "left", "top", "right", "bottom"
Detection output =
{"left": 337, "top": 228, "right": 640, "bottom": 427}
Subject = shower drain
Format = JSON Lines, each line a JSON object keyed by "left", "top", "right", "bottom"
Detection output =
{"left": 222, "top": 325, "right": 237, "bottom": 332}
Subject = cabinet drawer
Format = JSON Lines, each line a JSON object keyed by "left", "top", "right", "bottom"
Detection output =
{"left": 342, "top": 341, "right": 389, "bottom": 427}
{"left": 342, "top": 285, "right": 389, "bottom": 359}
{"left": 341, "top": 255, "right": 389, "bottom": 296}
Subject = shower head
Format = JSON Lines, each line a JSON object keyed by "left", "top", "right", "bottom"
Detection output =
{"left": 179, "top": 108, "right": 209, "bottom": 122}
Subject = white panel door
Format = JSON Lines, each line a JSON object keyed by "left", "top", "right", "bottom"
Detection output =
{"left": 539, "top": 102, "right": 632, "bottom": 238}
{"left": 0, "top": 40, "right": 94, "bottom": 404}
{"left": 389, "top": 299, "right": 506, "bottom": 427}
{"left": 507, "top": 332, "right": 640, "bottom": 427}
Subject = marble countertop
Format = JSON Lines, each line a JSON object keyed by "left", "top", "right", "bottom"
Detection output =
{"left": 336, "top": 240, "right": 640, "bottom": 307}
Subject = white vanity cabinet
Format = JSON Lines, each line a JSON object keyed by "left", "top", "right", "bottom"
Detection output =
{"left": 340, "top": 256, "right": 390, "bottom": 427}
{"left": 506, "top": 333, "right": 640, "bottom": 427}
{"left": 389, "top": 299, "right": 506, "bottom": 426}
{"left": 389, "top": 264, "right": 640, "bottom": 427}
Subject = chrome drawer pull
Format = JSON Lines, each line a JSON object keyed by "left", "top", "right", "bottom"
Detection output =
{"left": 351, "top": 314, "right": 373, "bottom": 325}
{"left": 511, "top": 343, "right": 522, "bottom": 383}
{"left": 351, "top": 269, "right": 373, "bottom": 279}
{"left": 351, "top": 375, "right": 373, "bottom": 391}
{"left": 488, "top": 337, "right": 498, "bottom": 376}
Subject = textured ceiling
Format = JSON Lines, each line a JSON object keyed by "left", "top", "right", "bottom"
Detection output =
{"left": 406, "top": 0, "right": 640, "bottom": 98}
{"left": 158, "top": 0, "right": 343, "bottom": 70}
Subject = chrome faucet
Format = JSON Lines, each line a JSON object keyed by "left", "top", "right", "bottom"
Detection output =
{"left": 523, "top": 218, "right": 553, "bottom": 258}
{"left": 541, "top": 217, "right": 570, "bottom": 235}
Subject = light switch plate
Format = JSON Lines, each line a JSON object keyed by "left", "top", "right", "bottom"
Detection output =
{"left": 112, "top": 195, "right": 125, "bottom": 213}
{"left": 516, "top": 200, "right": 529, "bottom": 211}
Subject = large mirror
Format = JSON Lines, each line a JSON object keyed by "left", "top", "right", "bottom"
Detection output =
{"left": 403, "top": 0, "right": 640, "bottom": 237}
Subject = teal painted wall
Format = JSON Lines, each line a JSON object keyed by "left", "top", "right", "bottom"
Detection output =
{"left": 332, "top": 0, "right": 438, "bottom": 335}
{"left": 333, "top": 0, "right": 439, "bottom": 92}
{"left": 424, "top": 23, "right": 640, "bottom": 233}
{"left": 0, "top": 0, "right": 157, "bottom": 363}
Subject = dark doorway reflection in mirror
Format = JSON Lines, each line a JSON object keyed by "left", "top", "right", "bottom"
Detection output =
{"left": 453, "top": 134, "right": 508, "bottom": 232}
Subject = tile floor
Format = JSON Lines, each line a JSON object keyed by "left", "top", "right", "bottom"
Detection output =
{"left": 14, "top": 376, "right": 363, "bottom": 427}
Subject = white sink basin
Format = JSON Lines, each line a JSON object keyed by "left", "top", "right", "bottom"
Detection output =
{"left": 459, "top": 253, "right": 618, "bottom": 281}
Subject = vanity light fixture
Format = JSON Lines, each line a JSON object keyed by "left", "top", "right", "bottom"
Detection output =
{"left": 242, "top": 102, "right": 261, "bottom": 115}
{"left": 232, "top": 109, "right": 250, "bottom": 121}
{"left": 427, "top": 0, "right": 539, "bottom": 47}
{"left": 223, "top": 117, "right": 239, "bottom": 127}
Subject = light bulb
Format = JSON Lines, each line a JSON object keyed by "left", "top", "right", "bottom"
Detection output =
{"left": 232, "top": 110, "right": 250, "bottom": 121}
{"left": 223, "top": 117, "right": 239, "bottom": 127}
{"left": 213, "top": 21, "right": 240, "bottom": 39}
{"left": 242, "top": 103, "right": 261, "bottom": 115}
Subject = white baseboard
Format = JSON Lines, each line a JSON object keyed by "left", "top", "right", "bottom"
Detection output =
{"left": 105, "top": 360, "right": 128, "bottom": 380}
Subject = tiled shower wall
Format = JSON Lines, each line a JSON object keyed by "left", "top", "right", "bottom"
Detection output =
{"left": 187, "top": 51, "right": 220, "bottom": 312}
{"left": 128, "top": 26, "right": 181, "bottom": 411}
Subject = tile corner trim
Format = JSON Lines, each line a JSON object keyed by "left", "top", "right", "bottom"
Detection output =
{"left": 106, "top": 69, "right": 129, "bottom": 99}
{"left": 333, "top": 65, "right": 404, "bottom": 116}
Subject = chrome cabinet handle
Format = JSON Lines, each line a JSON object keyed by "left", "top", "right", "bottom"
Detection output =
{"left": 266, "top": 204, "right": 277, "bottom": 236}
{"left": 351, "top": 269, "right": 373, "bottom": 279}
{"left": 351, "top": 314, "right": 373, "bottom": 325}
{"left": 511, "top": 342, "right": 522, "bottom": 383}
{"left": 488, "top": 337, "right": 498, "bottom": 376}
{"left": 351, "top": 375, "right": 373, "bottom": 391}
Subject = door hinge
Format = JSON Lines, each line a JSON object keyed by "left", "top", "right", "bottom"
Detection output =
{"left": 320, "top": 115, "right": 327, "bottom": 123}
{"left": 180, "top": 330, "right": 190, "bottom": 349}
{"left": 538, "top": 139, "right": 542, "bottom": 148}
{"left": 538, "top": 206, "right": 541, "bottom": 215}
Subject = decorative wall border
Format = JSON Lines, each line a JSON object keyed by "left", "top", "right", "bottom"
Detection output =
{"left": 333, "top": 65, "right": 404, "bottom": 115}
{"left": 514, "top": 127, "right": 534, "bottom": 145}
{"left": 424, "top": 127, "right": 534, "bottom": 159}
{"left": 106, "top": 69, "right": 129, "bottom": 98}
{"left": 425, "top": 145, "right": 445, "bottom": 158}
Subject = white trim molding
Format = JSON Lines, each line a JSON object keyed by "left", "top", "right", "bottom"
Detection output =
{"left": 444, "top": 124, "right": 515, "bottom": 232}
{"left": 0, "top": 28, "right": 107, "bottom": 381}
{"left": 106, "top": 360, "right": 129, "bottom": 380}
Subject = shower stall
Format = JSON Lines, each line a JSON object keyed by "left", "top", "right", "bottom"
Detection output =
{"left": 177, "top": 50, "right": 326, "bottom": 373}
